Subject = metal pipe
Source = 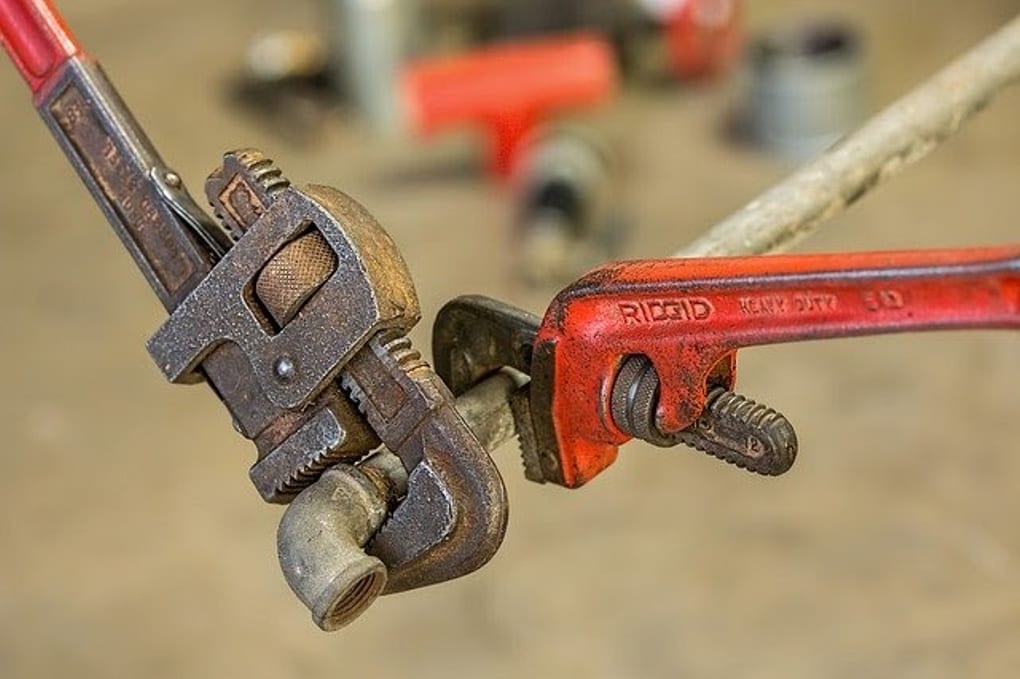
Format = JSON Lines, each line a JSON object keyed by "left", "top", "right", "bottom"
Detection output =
{"left": 328, "top": 0, "right": 406, "bottom": 132}
{"left": 455, "top": 368, "right": 529, "bottom": 453}
{"left": 677, "top": 13, "right": 1020, "bottom": 258}
{"left": 277, "top": 368, "right": 526, "bottom": 630}
{"left": 744, "top": 21, "right": 866, "bottom": 158}
{"left": 277, "top": 451, "right": 407, "bottom": 631}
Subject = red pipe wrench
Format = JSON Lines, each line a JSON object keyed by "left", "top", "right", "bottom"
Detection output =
{"left": 436, "top": 247, "right": 1020, "bottom": 487}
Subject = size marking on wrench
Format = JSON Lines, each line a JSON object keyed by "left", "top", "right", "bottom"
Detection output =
{"left": 533, "top": 247, "right": 1020, "bottom": 486}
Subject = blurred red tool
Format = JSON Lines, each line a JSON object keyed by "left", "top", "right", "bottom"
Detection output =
{"left": 401, "top": 33, "right": 617, "bottom": 178}
{"left": 663, "top": 0, "right": 742, "bottom": 79}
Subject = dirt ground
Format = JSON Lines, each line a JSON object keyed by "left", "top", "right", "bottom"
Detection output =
{"left": 1, "top": 1, "right": 1019, "bottom": 677}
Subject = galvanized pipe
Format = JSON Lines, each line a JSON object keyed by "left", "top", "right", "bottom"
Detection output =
{"left": 676, "top": 13, "right": 1020, "bottom": 258}
{"left": 277, "top": 368, "right": 525, "bottom": 630}
{"left": 455, "top": 368, "right": 529, "bottom": 453}
{"left": 277, "top": 451, "right": 407, "bottom": 631}
{"left": 328, "top": 0, "right": 407, "bottom": 132}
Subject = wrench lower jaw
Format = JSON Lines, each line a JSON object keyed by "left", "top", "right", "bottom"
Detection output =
{"left": 369, "top": 407, "right": 509, "bottom": 594}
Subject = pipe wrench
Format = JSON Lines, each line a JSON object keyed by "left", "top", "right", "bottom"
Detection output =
{"left": 436, "top": 248, "right": 1019, "bottom": 487}
{"left": 0, "top": 0, "right": 507, "bottom": 628}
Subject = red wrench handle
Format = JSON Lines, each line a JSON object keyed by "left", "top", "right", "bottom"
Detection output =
{"left": 534, "top": 245, "right": 1020, "bottom": 486}
{"left": 1, "top": 0, "right": 217, "bottom": 310}
{"left": 0, "top": 0, "right": 80, "bottom": 97}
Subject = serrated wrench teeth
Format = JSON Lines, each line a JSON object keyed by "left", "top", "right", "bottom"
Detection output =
{"left": 342, "top": 333, "right": 508, "bottom": 592}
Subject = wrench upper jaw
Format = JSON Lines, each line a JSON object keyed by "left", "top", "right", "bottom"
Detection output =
{"left": 432, "top": 295, "right": 559, "bottom": 485}
{"left": 433, "top": 295, "right": 540, "bottom": 396}
{"left": 368, "top": 404, "right": 509, "bottom": 594}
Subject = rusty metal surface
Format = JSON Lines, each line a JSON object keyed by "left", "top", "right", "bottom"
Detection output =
{"left": 38, "top": 58, "right": 212, "bottom": 309}
{"left": 6, "top": 6, "right": 512, "bottom": 623}
{"left": 204, "top": 147, "right": 290, "bottom": 240}
{"left": 255, "top": 231, "right": 337, "bottom": 326}
{"left": 434, "top": 294, "right": 539, "bottom": 396}
{"left": 179, "top": 151, "right": 508, "bottom": 598}
{"left": 26, "top": 51, "right": 381, "bottom": 504}
{"left": 249, "top": 405, "right": 356, "bottom": 501}
{"left": 146, "top": 180, "right": 419, "bottom": 409}
{"left": 343, "top": 332, "right": 508, "bottom": 593}
{"left": 275, "top": 370, "right": 522, "bottom": 626}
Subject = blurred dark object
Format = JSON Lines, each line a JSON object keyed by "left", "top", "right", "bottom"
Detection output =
{"left": 232, "top": 31, "right": 337, "bottom": 146}
{"left": 402, "top": 33, "right": 618, "bottom": 178}
{"left": 742, "top": 21, "right": 867, "bottom": 158}
{"left": 232, "top": 1, "right": 410, "bottom": 138}
{"left": 513, "top": 128, "right": 628, "bottom": 285}
{"left": 495, "top": 0, "right": 637, "bottom": 39}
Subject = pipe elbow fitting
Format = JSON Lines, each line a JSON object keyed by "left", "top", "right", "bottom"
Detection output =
{"left": 277, "top": 452, "right": 406, "bottom": 631}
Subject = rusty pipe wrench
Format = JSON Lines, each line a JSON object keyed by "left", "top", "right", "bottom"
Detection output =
{"left": 0, "top": 0, "right": 506, "bottom": 607}
{"left": 436, "top": 246, "right": 1020, "bottom": 487}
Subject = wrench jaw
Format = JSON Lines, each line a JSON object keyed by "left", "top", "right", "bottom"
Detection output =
{"left": 432, "top": 293, "right": 796, "bottom": 488}
{"left": 141, "top": 149, "right": 509, "bottom": 626}
{"left": 432, "top": 295, "right": 592, "bottom": 486}
{"left": 342, "top": 332, "right": 509, "bottom": 594}
{"left": 433, "top": 296, "right": 552, "bottom": 482}
{"left": 369, "top": 405, "right": 509, "bottom": 594}
{"left": 433, "top": 295, "right": 540, "bottom": 396}
{"left": 433, "top": 293, "right": 732, "bottom": 487}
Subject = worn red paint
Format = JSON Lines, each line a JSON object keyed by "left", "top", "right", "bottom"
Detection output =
{"left": 0, "top": 0, "right": 80, "bottom": 98}
{"left": 535, "top": 246, "right": 1020, "bottom": 487}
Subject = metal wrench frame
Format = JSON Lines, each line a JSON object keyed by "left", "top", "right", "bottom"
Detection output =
{"left": 0, "top": 0, "right": 507, "bottom": 609}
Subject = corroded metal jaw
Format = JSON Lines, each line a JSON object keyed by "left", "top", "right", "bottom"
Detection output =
{"left": 145, "top": 150, "right": 508, "bottom": 609}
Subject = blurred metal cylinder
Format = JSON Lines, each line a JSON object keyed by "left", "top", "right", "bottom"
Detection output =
{"left": 514, "top": 128, "right": 625, "bottom": 285}
{"left": 746, "top": 21, "right": 866, "bottom": 158}
{"left": 328, "top": 0, "right": 408, "bottom": 131}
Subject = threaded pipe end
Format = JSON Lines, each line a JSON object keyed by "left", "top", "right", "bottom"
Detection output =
{"left": 314, "top": 561, "right": 388, "bottom": 632}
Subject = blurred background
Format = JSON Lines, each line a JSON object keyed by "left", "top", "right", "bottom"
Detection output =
{"left": 1, "top": 0, "right": 1019, "bottom": 677}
